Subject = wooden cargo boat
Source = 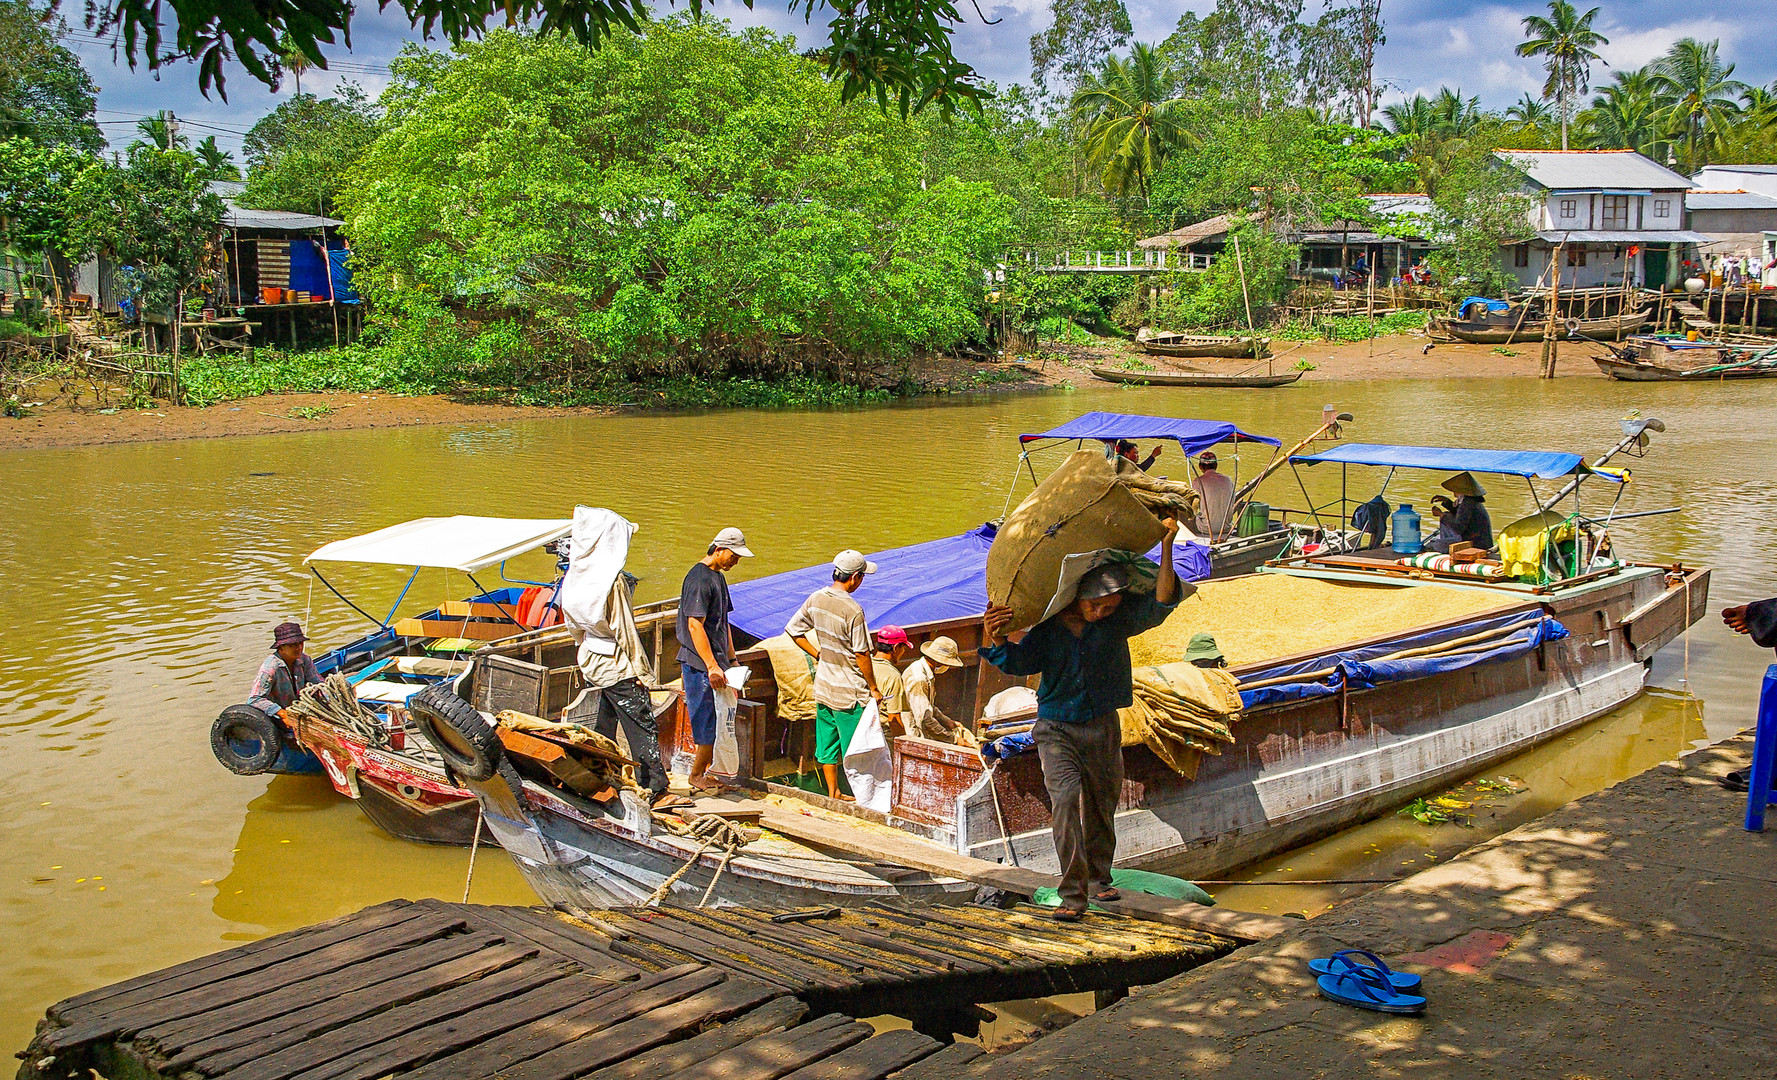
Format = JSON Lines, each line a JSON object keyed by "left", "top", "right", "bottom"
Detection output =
{"left": 420, "top": 425, "right": 1708, "bottom": 910}
{"left": 1137, "top": 329, "right": 1271, "bottom": 359}
{"left": 1091, "top": 365, "right": 1303, "bottom": 388}
{"left": 1592, "top": 335, "right": 1777, "bottom": 381}
{"left": 1448, "top": 309, "right": 1648, "bottom": 344}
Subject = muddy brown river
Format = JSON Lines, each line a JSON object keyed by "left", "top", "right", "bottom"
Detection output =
{"left": 3, "top": 378, "right": 1774, "bottom": 1050}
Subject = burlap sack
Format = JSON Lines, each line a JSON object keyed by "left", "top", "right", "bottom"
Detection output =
{"left": 986, "top": 449, "right": 1199, "bottom": 632}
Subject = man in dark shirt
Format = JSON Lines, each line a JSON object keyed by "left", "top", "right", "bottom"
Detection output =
{"left": 1429, "top": 472, "right": 1493, "bottom": 554}
{"left": 677, "top": 527, "right": 752, "bottom": 792}
{"left": 1721, "top": 599, "right": 1777, "bottom": 792}
{"left": 980, "top": 517, "right": 1183, "bottom": 919}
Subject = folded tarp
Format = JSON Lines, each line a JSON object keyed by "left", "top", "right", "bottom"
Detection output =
{"left": 1290, "top": 442, "right": 1622, "bottom": 481}
{"left": 1238, "top": 610, "right": 1569, "bottom": 709}
{"left": 1459, "top": 296, "right": 1510, "bottom": 314}
{"left": 728, "top": 523, "right": 1212, "bottom": 642}
{"left": 1020, "top": 412, "right": 1281, "bottom": 457}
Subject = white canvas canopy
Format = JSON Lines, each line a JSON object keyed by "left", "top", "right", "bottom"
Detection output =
{"left": 304, "top": 516, "right": 573, "bottom": 573}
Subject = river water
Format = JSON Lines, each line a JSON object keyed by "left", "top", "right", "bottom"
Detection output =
{"left": 3, "top": 377, "right": 1774, "bottom": 1050}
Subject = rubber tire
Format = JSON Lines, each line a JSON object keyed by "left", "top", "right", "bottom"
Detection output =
{"left": 410, "top": 683, "right": 502, "bottom": 782}
{"left": 211, "top": 705, "right": 284, "bottom": 775}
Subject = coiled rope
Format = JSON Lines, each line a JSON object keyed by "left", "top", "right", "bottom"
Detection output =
{"left": 644, "top": 815, "right": 751, "bottom": 908}
{"left": 287, "top": 673, "right": 387, "bottom": 748}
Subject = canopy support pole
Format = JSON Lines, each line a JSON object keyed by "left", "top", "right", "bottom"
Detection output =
{"left": 383, "top": 565, "right": 422, "bottom": 626}
{"left": 311, "top": 566, "right": 387, "bottom": 629}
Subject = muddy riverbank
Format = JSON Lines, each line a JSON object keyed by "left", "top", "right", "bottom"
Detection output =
{"left": 0, "top": 333, "right": 1607, "bottom": 451}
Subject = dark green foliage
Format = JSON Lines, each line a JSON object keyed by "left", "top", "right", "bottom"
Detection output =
{"left": 240, "top": 87, "right": 383, "bottom": 215}
{"left": 0, "top": 0, "right": 103, "bottom": 154}
{"left": 1149, "top": 219, "right": 1294, "bottom": 329}
{"left": 0, "top": 137, "right": 100, "bottom": 258}
{"left": 66, "top": 144, "right": 226, "bottom": 314}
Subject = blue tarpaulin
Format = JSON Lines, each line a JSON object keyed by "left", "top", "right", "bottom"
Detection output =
{"left": 1020, "top": 412, "right": 1282, "bottom": 456}
{"left": 727, "top": 523, "right": 1213, "bottom": 642}
{"left": 327, "top": 248, "right": 361, "bottom": 304}
{"left": 1460, "top": 296, "right": 1510, "bottom": 314}
{"left": 1238, "top": 610, "right": 1569, "bottom": 709}
{"left": 1290, "top": 442, "right": 1616, "bottom": 480}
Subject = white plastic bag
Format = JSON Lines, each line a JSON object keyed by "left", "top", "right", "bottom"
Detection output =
{"left": 843, "top": 699, "right": 893, "bottom": 812}
{"left": 709, "top": 664, "right": 749, "bottom": 781}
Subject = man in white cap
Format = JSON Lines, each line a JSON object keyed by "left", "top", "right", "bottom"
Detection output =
{"left": 903, "top": 635, "right": 969, "bottom": 743}
{"left": 676, "top": 527, "right": 753, "bottom": 792}
{"left": 785, "top": 549, "right": 884, "bottom": 800}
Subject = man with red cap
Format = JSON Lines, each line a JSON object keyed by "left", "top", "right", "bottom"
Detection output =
{"left": 870, "top": 626, "right": 913, "bottom": 736}
{"left": 248, "top": 621, "right": 322, "bottom": 718}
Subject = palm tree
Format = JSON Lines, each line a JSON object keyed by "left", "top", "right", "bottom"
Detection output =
{"left": 279, "top": 34, "right": 313, "bottom": 97}
{"left": 1382, "top": 94, "right": 1437, "bottom": 138}
{"left": 1586, "top": 66, "right": 1665, "bottom": 158}
{"left": 1429, "top": 87, "right": 1483, "bottom": 137}
{"left": 1516, "top": 0, "right": 1609, "bottom": 150}
{"left": 1505, "top": 93, "right": 1553, "bottom": 127}
{"left": 1739, "top": 84, "right": 1777, "bottom": 133}
{"left": 1071, "top": 44, "right": 1190, "bottom": 201}
{"left": 194, "top": 136, "right": 241, "bottom": 180}
{"left": 134, "top": 115, "right": 189, "bottom": 151}
{"left": 1650, "top": 38, "right": 1747, "bottom": 170}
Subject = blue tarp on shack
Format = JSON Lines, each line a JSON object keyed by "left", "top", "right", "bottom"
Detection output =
{"left": 327, "top": 248, "right": 361, "bottom": 304}
{"left": 1020, "top": 412, "right": 1281, "bottom": 457}
{"left": 1289, "top": 443, "right": 1615, "bottom": 480}
{"left": 727, "top": 523, "right": 1212, "bottom": 641}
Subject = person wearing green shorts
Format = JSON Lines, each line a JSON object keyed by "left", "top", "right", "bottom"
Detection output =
{"left": 785, "top": 549, "right": 884, "bottom": 800}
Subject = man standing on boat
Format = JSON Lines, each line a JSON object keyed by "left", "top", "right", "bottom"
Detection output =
{"left": 785, "top": 550, "right": 885, "bottom": 801}
{"left": 980, "top": 520, "right": 1184, "bottom": 920}
{"left": 1189, "top": 451, "right": 1236, "bottom": 539}
{"left": 248, "top": 622, "right": 322, "bottom": 718}
{"left": 677, "top": 528, "right": 753, "bottom": 793}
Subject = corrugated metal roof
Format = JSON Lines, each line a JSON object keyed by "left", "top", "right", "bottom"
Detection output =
{"left": 1497, "top": 150, "right": 1692, "bottom": 192}
{"left": 224, "top": 206, "right": 343, "bottom": 231}
{"left": 1685, "top": 191, "right": 1777, "bottom": 210}
{"left": 1696, "top": 165, "right": 1777, "bottom": 177}
{"left": 1534, "top": 229, "right": 1711, "bottom": 243}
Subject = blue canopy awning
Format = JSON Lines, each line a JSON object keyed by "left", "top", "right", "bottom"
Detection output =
{"left": 1020, "top": 412, "right": 1281, "bottom": 457}
{"left": 727, "top": 523, "right": 1213, "bottom": 641}
{"left": 1289, "top": 442, "right": 1615, "bottom": 480}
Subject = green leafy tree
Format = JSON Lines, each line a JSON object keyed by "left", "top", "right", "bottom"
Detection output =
{"left": 240, "top": 85, "right": 383, "bottom": 215}
{"left": 0, "top": 137, "right": 101, "bottom": 266}
{"left": 1650, "top": 38, "right": 1747, "bottom": 170}
{"left": 1029, "top": 0, "right": 1131, "bottom": 97}
{"left": 1072, "top": 44, "right": 1188, "bottom": 201}
{"left": 0, "top": 0, "right": 103, "bottom": 154}
{"left": 1297, "top": 0, "right": 1385, "bottom": 127}
{"left": 194, "top": 135, "right": 240, "bottom": 179}
{"left": 1584, "top": 67, "right": 1665, "bottom": 159}
{"left": 66, "top": 143, "right": 224, "bottom": 315}
{"left": 1515, "top": 0, "right": 1609, "bottom": 150}
{"left": 339, "top": 24, "right": 1013, "bottom": 386}
{"left": 1414, "top": 141, "right": 1536, "bottom": 295}
{"left": 1149, "top": 217, "right": 1295, "bottom": 330}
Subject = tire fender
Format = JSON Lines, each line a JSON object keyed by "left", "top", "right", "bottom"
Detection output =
{"left": 211, "top": 705, "right": 285, "bottom": 775}
{"left": 410, "top": 683, "right": 503, "bottom": 782}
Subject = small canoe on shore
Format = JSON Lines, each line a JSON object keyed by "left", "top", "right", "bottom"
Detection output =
{"left": 1137, "top": 328, "right": 1272, "bottom": 358}
{"left": 1092, "top": 365, "right": 1303, "bottom": 388}
{"left": 1449, "top": 310, "right": 1649, "bottom": 344}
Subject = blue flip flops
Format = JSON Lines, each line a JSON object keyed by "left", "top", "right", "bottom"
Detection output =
{"left": 1309, "top": 949, "right": 1421, "bottom": 991}
{"left": 1312, "top": 950, "right": 1427, "bottom": 1015}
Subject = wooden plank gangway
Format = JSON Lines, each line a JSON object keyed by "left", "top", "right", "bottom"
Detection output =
{"left": 18, "top": 897, "right": 1240, "bottom": 1080}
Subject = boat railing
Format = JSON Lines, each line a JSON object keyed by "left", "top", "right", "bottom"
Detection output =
{"left": 1006, "top": 249, "right": 1214, "bottom": 274}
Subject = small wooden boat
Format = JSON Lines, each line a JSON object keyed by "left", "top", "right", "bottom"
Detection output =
{"left": 1137, "top": 328, "right": 1271, "bottom": 358}
{"left": 1092, "top": 365, "right": 1303, "bottom": 388}
{"left": 1448, "top": 309, "right": 1649, "bottom": 344}
{"left": 1593, "top": 342, "right": 1777, "bottom": 381}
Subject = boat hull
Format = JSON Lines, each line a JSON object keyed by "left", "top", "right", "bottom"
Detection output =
{"left": 951, "top": 565, "right": 1706, "bottom": 879}
{"left": 1139, "top": 338, "right": 1271, "bottom": 359}
{"left": 1593, "top": 356, "right": 1777, "bottom": 381}
{"left": 1449, "top": 311, "right": 1649, "bottom": 344}
{"left": 1091, "top": 366, "right": 1304, "bottom": 388}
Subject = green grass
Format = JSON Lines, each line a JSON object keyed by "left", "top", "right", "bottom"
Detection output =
{"left": 1273, "top": 309, "right": 1430, "bottom": 343}
{"left": 1031, "top": 317, "right": 1102, "bottom": 346}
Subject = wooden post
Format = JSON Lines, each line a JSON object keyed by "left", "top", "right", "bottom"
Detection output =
{"left": 1541, "top": 244, "right": 1563, "bottom": 379}
{"left": 171, "top": 285, "right": 184, "bottom": 405}
{"left": 1231, "top": 235, "right": 1263, "bottom": 366}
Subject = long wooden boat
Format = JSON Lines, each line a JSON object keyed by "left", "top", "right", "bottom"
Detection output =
{"left": 419, "top": 435, "right": 1708, "bottom": 912}
{"left": 1593, "top": 355, "right": 1777, "bottom": 381}
{"left": 1592, "top": 335, "right": 1777, "bottom": 381}
{"left": 1092, "top": 365, "right": 1302, "bottom": 388}
{"left": 1137, "top": 329, "right": 1271, "bottom": 359}
{"left": 1448, "top": 309, "right": 1648, "bottom": 344}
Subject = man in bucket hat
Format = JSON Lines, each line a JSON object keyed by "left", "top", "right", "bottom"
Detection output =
{"left": 786, "top": 549, "right": 885, "bottom": 800}
{"left": 981, "top": 514, "right": 1185, "bottom": 921}
{"left": 1184, "top": 632, "right": 1226, "bottom": 669}
{"left": 248, "top": 621, "right": 322, "bottom": 718}
{"left": 903, "top": 635, "right": 969, "bottom": 744}
{"left": 677, "top": 527, "right": 753, "bottom": 792}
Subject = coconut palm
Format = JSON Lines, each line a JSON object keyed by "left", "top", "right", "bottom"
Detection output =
{"left": 1072, "top": 43, "right": 1191, "bottom": 201}
{"left": 194, "top": 136, "right": 241, "bottom": 180}
{"left": 1739, "top": 84, "right": 1777, "bottom": 133}
{"left": 1505, "top": 93, "right": 1552, "bottom": 127}
{"left": 134, "top": 115, "right": 189, "bottom": 151}
{"left": 1382, "top": 94, "right": 1436, "bottom": 138}
{"left": 1515, "top": 0, "right": 1609, "bottom": 150}
{"left": 1650, "top": 38, "right": 1747, "bottom": 170}
{"left": 1586, "top": 67, "right": 1665, "bottom": 159}
{"left": 1429, "top": 87, "right": 1483, "bottom": 137}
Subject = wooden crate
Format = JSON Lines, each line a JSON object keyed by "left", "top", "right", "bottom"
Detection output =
{"left": 473, "top": 653, "right": 581, "bottom": 718}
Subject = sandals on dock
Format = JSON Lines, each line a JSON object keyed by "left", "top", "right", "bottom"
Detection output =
{"left": 1311, "top": 950, "right": 1426, "bottom": 1015}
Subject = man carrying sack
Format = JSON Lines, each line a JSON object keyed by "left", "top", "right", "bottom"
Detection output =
{"left": 980, "top": 514, "right": 1185, "bottom": 921}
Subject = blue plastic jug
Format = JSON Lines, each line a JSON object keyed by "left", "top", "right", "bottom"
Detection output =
{"left": 1390, "top": 504, "right": 1423, "bottom": 554}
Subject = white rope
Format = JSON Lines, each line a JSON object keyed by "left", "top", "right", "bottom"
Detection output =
{"left": 645, "top": 815, "right": 750, "bottom": 908}
{"left": 463, "top": 807, "right": 484, "bottom": 903}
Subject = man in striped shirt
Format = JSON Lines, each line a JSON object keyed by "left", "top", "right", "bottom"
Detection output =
{"left": 786, "top": 549, "right": 884, "bottom": 800}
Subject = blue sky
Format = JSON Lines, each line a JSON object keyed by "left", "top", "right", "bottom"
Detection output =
{"left": 66, "top": 0, "right": 1777, "bottom": 157}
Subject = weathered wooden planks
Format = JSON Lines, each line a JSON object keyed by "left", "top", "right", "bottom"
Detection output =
{"left": 22, "top": 897, "right": 1241, "bottom": 1080}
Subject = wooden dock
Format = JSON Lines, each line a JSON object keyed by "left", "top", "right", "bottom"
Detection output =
{"left": 18, "top": 897, "right": 1239, "bottom": 1080}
